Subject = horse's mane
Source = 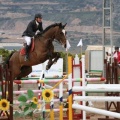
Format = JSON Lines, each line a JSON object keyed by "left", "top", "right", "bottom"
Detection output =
{"left": 42, "top": 23, "right": 60, "bottom": 34}
{"left": 35, "top": 23, "right": 60, "bottom": 37}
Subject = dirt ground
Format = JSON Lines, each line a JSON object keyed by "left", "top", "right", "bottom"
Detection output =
{"left": 1, "top": 98, "right": 117, "bottom": 120}
{"left": 11, "top": 100, "right": 116, "bottom": 120}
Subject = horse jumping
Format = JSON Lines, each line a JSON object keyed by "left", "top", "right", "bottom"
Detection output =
{"left": 6, "top": 23, "right": 67, "bottom": 80}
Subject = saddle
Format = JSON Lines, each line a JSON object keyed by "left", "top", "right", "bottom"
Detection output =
{"left": 20, "top": 39, "right": 35, "bottom": 55}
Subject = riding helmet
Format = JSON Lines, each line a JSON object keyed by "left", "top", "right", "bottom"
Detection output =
{"left": 35, "top": 13, "right": 42, "bottom": 19}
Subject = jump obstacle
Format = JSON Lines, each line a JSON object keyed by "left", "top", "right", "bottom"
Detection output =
{"left": 0, "top": 55, "right": 120, "bottom": 120}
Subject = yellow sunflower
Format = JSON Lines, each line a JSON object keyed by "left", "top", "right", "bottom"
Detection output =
{"left": 32, "top": 97, "right": 38, "bottom": 104}
{"left": 42, "top": 89, "right": 54, "bottom": 102}
{"left": 0, "top": 99, "right": 10, "bottom": 111}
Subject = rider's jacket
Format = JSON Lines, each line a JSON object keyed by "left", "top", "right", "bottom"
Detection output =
{"left": 22, "top": 20, "right": 43, "bottom": 37}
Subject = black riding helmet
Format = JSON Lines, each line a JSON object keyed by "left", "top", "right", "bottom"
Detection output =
{"left": 34, "top": 13, "right": 42, "bottom": 19}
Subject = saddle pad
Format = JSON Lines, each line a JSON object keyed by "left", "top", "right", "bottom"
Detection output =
{"left": 20, "top": 39, "right": 35, "bottom": 55}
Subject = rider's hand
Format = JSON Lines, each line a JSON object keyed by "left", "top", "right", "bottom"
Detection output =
{"left": 35, "top": 30, "right": 40, "bottom": 35}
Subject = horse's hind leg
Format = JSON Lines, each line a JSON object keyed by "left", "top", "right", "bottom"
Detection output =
{"left": 16, "top": 66, "right": 32, "bottom": 90}
{"left": 16, "top": 66, "right": 32, "bottom": 79}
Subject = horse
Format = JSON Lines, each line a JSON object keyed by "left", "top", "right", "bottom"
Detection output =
{"left": 6, "top": 23, "right": 67, "bottom": 80}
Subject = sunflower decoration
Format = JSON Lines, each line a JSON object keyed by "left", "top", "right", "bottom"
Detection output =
{"left": 0, "top": 99, "right": 10, "bottom": 111}
{"left": 42, "top": 89, "right": 54, "bottom": 102}
{"left": 32, "top": 97, "right": 38, "bottom": 104}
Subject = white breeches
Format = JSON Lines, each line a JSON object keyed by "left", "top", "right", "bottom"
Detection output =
{"left": 24, "top": 36, "right": 31, "bottom": 45}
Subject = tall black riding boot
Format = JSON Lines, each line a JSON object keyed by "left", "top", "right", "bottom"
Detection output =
{"left": 24, "top": 44, "right": 29, "bottom": 61}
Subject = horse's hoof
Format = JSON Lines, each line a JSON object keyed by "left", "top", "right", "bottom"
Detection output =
{"left": 46, "top": 65, "right": 49, "bottom": 70}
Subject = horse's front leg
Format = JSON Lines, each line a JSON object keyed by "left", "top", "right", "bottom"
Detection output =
{"left": 52, "top": 52, "right": 61, "bottom": 63}
{"left": 46, "top": 52, "right": 60, "bottom": 70}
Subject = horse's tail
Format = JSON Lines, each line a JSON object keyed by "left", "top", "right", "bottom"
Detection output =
{"left": 3, "top": 51, "right": 15, "bottom": 67}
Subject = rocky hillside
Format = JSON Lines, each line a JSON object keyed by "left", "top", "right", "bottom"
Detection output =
{"left": 0, "top": 0, "right": 120, "bottom": 53}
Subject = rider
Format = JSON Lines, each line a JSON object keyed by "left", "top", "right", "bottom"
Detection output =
{"left": 113, "top": 47, "right": 120, "bottom": 64}
{"left": 22, "top": 13, "right": 43, "bottom": 61}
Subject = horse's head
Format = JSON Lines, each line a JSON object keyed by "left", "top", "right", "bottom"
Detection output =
{"left": 54, "top": 23, "right": 67, "bottom": 48}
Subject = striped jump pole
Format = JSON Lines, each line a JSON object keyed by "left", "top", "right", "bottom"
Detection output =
{"left": 13, "top": 77, "right": 105, "bottom": 83}
{"left": 0, "top": 89, "right": 68, "bottom": 95}
{"left": 0, "top": 77, "right": 105, "bottom": 85}
{"left": 13, "top": 78, "right": 82, "bottom": 84}
{"left": 86, "top": 77, "right": 105, "bottom": 82}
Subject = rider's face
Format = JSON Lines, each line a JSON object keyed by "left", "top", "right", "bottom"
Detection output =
{"left": 36, "top": 18, "right": 42, "bottom": 23}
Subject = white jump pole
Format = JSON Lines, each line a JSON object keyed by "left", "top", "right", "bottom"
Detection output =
{"left": 72, "top": 84, "right": 120, "bottom": 92}
{"left": 72, "top": 104, "right": 120, "bottom": 119}
{"left": 73, "top": 96, "right": 120, "bottom": 102}
{"left": 81, "top": 55, "right": 86, "bottom": 120}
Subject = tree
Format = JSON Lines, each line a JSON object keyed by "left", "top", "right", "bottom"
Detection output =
{"left": 0, "top": 49, "right": 15, "bottom": 61}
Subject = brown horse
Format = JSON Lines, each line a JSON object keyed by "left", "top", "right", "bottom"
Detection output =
{"left": 6, "top": 23, "right": 67, "bottom": 79}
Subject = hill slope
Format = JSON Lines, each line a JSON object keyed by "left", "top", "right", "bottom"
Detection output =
{"left": 0, "top": 0, "right": 120, "bottom": 53}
